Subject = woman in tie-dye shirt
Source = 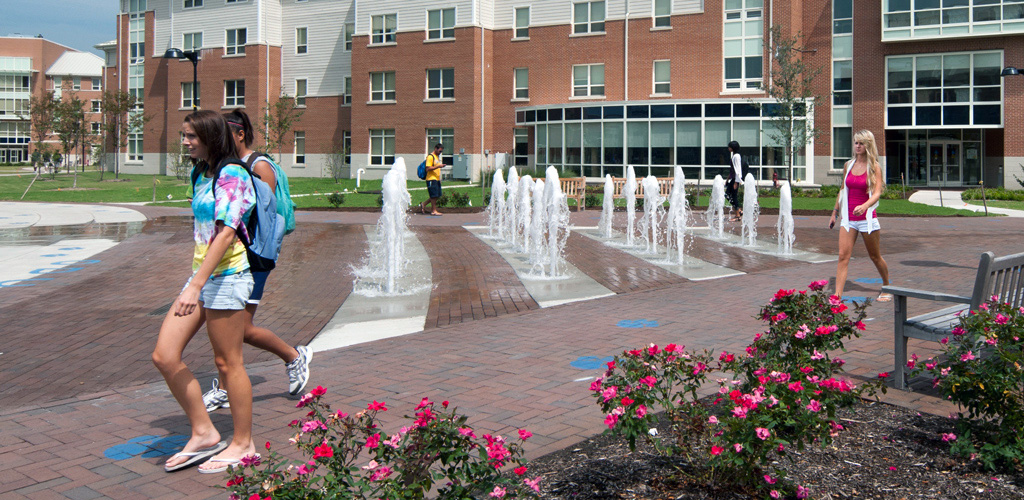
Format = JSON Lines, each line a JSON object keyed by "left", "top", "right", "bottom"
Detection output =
{"left": 152, "top": 110, "right": 260, "bottom": 474}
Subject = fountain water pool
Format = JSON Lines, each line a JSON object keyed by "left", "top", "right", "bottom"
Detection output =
{"left": 777, "top": 181, "right": 795, "bottom": 255}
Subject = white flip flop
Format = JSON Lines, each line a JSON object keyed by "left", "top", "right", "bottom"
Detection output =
{"left": 164, "top": 441, "right": 227, "bottom": 472}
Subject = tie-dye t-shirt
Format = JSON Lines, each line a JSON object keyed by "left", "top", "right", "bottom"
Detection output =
{"left": 191, "top": 163, "right": 256, "bottom": 277}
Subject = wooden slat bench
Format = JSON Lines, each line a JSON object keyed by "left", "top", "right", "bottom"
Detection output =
{"left": 559, "top": 177, "right": 587, "bottom": 211}
{"left": 610, "top": 177, "right": 674, "bottom": 201}
{"left": 882, "top": 251, "right": 1024, "bottom": 390}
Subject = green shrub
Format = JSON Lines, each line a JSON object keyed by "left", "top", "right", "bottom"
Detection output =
{"left": 584, "top": 193, "right": 601, "bottom": 208}
{"left": 447, "top": 191, "right": 471, "bottom": 208}
{"left": 327, "top": 192, "right": 345, "bottom": 207}
{"left": 962, "top": 187, "right": 1024, "bottom": 202}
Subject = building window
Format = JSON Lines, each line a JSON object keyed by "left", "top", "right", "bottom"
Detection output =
{"left": 129, "top": 0, "right": 147, "bottom": 11}
{"left": 427, "top": 8, "right": 455, "bottom": 40}
{"left": 92, "top": 77, "right": 102, "bottom": 91}
{"left": 832, "top": 0, "right": 853, "bottom": 169}
{"left": 73, "top": 77, "right": 81, "bottom": 90}
{"left": 128, "top": 8, "right": 145, "bottom": 63}
{"left": 91, "top": 100, "right": 101, "bottom": 113}
{"left": 370, "top": 72, "right": 396, "bottom": 101}
{"left": 723, "top": 0, "right": 764, "bottom": 90}
{"left": 426, "top": 68, "right": 454, "bottom": 99}
{"left": 513, "top": 128, "right": 529, "bottom": 166}
{"left": 183, "top": 32, "right": 203, "bottom": 52}
{"left": 296, "top": 27, "right": 308, "bottom": 54}
{"left": 833, "top": 127, "right": 852, "bottom": 171}
{"left": 342, "top": 130, "right": 351, "bottom": 164}
{"left": 226, "top": 0, "right": 243, "bottom": 3}
{"left": 0, "top": 75, "right": 30, "bottom": 93}
{"left": 885, "top": 50, "right": 1003, "bottom": 128}
{"left": 128, "top": 132, "right": 143, "bottom": 161}
{"left": 182, "top": 82, "right": 200, "bottom": 108}
{"left": 91, "top": 122, "right": 102, "bottom": 135}
{"left": 653, "top": 60, "right": 670, "bottom": 94}
{"left": 226, "top": 28, "right": 247, "bottom": 55}
{"left": 345, "top": 22, "right": 354, "bottom": 50}
{"left": 225, "top": 79, "right": 245, "bottom": 107}
{"left": 369, "top": 129, "right": 395, "bottom": 165}
{"left": 514, "top": 68, "right": 528, "bottom": 99}
{"left": 294, "top": 131, "right": 305, "bottom": 164}
{"left": 573, "top": 1, "right": 605, "bottom": 34}
{"left": 184, "top": 0, "right": 202, "bottom": 8}
{"left": 884, "top": 0, "right": 1024, "bottom": 40}
{"left": 0, "top": 98, "right": 29, "bottom": 116}
{"left": 295, "top": 79, "right": 307, "bottom": 106}
{"left": 426, "top": 128, "right": 454, "bottom": 165}
{"left": 515, "top": 7, "right": 530, "bottom": 38}
{"left": 572, "top": 64, "right": 605, "bottom": 97}
{"left": 654, "top": 0, "right": 671, "bottom": 27}
{"left": 127, "top": 65, "right": 144, "bottom": 107}
{"left": 343, "top": 76, "right": 352, "bottom": 104}
{"left": 371, "top": 14, "right": 397, "bottom": 44}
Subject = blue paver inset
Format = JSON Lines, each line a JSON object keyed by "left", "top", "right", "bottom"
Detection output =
{"left": 570, "top": 355, "right": 615, "bottom": 370}
{"left": 617, "top": 319, "right": 660, "bottom": 328}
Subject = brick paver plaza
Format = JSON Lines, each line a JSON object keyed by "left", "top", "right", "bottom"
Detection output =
{"left": 0, "top": 204, "right": 1020, "bottom": 499}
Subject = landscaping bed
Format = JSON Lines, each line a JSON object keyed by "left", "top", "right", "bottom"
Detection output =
{"left": 525, "top": 400, "right": 1024, "bottom": 499}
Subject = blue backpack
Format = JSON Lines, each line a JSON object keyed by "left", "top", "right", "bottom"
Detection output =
{"left": 416, "top": 158, "right": 428, "bottom": 180}
{"left": 192, "top": 160, "right": 285, "bottom": 272}
{"left": 247, "top": 153, "right": 296, "bottom": 234}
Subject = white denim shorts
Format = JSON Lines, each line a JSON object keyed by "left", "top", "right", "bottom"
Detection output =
{"left": 182, "top": 270, "right": 254, "bottom": 310}
{"left": 843, "top": 218, "right": 881, "bottom": 234}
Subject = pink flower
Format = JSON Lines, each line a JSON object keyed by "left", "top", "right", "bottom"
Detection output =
{"left": 296, "top": 463, "right": 314, "bottom": 475}
{"left": 855, "top": 321, "right": 866, "bottom": 331}
{"left": 788, "top": 381, "right": 804, "bottom": 392}
{"left": 638, "top": 376, "right": 658, "bottom": 388}
{"left": 942, "top": 432, "right": 957, "bottom": 442}
{"left": 708, "top": 416, "right": 719, "bottom": 424}
{"left": 365, "top": 433, "right": 381, "bottom": 449}
{"left": 773, "top": 289, "right": 795, "bottom": 301}
{"left": 514, "top": 466, "right": 528, "bottom": 476}
{"left": 809, "top": 279, "right": 828, "bottom": 291}
{"left": 811, "top": 349, "right": 826, "bottom": 360}
{"left": 621, "top": 396, "right": 634, "bottom": 406}
{"left": 770, "top": 490, "right": 781, "bottom": 499}
{"left": 489, "top": 486, "right": 507, "bottom": 498}
{"left": 239, "top": 454, "right": 261, "bottom": 467}
{"left": 940, "top": 336, "right": 949, "bottom": 345}
{"left": 604, "top": 413, "right": 619, "bottom": 429}
{"left": 733, "top": 443, "right": 744, "bottom": 453}
{"left": 764, "top": 475, "right": 776, "bottom": 484}
{"left": 951, "top": 326, "right": 966, "bottom": 336}
{"left": 369, "top": 466, "right": 393, "bottom": 481}
{"left": 524, "top": 476, "right": 543, "bottom": 492}
{"left": 601, "top": 386, "right": 618, "bottom": 402}
{"left": 648, "top": 344, "right": 661, "bottom": 355}
{"left": 589, "top": 377, "right": 603, "bottom": 392}
{"left": 797, "top": 485, "right": 810, "bottom": 499}
{"left": 995, "top": 313, "right": 1009, "bottom": 325}
{"left": 794, "top": 330, "right": 807, "bottom": 339}
{"left": 710, "top": 445, "right": 724, "bottom": 455}
{"left": 459, "top": 427, "right": 476, "bottom": 438}
{"left": 878, "top": 372, "right": 890, "bottom": 379}
{"left": 384, "top": 433, "right": 401, "bottom": 448}
{"left": 310, "top": 385, "right": 326, "bottom": 397}
{"left": 719, "top": 351, "right": 735, "bottom": 363}
{"left": 815, "top": 325, "right": 839, "bottom": 336}
{"left": 806, "top": 399, "right": 822, "bottom": 412}
{"left": 296, "top": 393, "right": 314, "bottom": 408}
{"left": 635, "top": 405, "right": 647, "bottom": 418}
{"left": 889, "top": 466, "right": 897, "bottom": 471}
{"left": 756, "top": 427, "right": 770, "bottom": 440}
{"left": 301, "top": 420, "right": 327, "bottom": 433}
{"left": 361, "top": 459, "right": 379, "bottom": 470}
{"left": 731, "top": 406, "right": 748, "bottom": 418}
{"left": 831, "top": 303, "right": 848, "bottom": 314}
{"left": 772, "top": 312, "right": 788, "bottom": 322}
{"left": 960, "top": 351, "right": 976, "bottom": 362}
{"left": 367, "top": 400, "right": 387, "bottom": 411}
{"left": 979, "top": 302, "right": 989, "bottom": 311}
{"left": 334, "top": 410, "right": 348, "bottom": 419}
{"left": 829, "top": 295, "right": 843, "bottom": 305}
{"left": 314, "top": 442, "right": 334, "bottom": 459}
{"left": 414, "top": 397, "right": 432, "bottom": 410}
{"left": 519, "top": 429, "right": 533, "bottom": 440}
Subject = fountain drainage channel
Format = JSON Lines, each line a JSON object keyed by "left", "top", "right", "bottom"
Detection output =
{"left": 574, "top": 226, "right": 745, "bottom": 281}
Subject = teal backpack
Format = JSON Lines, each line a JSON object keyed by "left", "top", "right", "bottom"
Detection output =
{"left": 247, "top": 153, "right": 296, "bottom": 234}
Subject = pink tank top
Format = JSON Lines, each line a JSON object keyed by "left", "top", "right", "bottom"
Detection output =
{"left": 846, "top": 170, "right": 873, "bottom": 222}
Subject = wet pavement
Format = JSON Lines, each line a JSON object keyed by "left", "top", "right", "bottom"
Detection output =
{"left": 0, "top": 202, "right": 1021, "bottom": 499}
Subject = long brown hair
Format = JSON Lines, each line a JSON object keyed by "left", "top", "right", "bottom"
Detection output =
{"left": 853, "top": 129, "right": 884, "bottom": 193}
{"left": 184, "top": 110, "right": 238, "bottom": 176}
{"left": 223, "top": 108, "right": 255, "bottom": 148}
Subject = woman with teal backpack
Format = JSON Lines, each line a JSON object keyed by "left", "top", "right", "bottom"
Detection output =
{"left": 202, "top": 109, "right": 311, "bottom": 413}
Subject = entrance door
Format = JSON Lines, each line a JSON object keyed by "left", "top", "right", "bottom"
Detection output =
{"left": 927, "top": 142, "right": 962, "bottom": 186}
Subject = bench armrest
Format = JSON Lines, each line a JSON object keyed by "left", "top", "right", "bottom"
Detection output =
{"left": 881, "top": 285, "right": 971, "bottom": 304}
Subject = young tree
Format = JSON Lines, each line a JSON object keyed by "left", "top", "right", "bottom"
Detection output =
{"left": 27, "top": 91, "right": 58, "bottom": 172}
{"left": 53, "top": 92, "right": 86, "bottom": 186}
{"left": 261, "top": 95, "right": 304, "bottom": 159}
{"left": 324, "top": 139, "right": 349, "bottom": 183}
{"left": 101, "top": 90, "right": 148, "bottom": 179}
{"left": 757, "top": 25, "right": 825, "bottom": 184}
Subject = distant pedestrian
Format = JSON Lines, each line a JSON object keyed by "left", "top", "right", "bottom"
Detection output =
{"left": 200, "top": 109, "right": 312, "bottom": 414}
{"left": 726, "top": 141, "right": 743, "bottom": 221}
{"left": 418, "top": 143, "right": 445, "bottom": 216}
{"left": 829, "top": 129, "right": 891, "bottom": 302}
{"left": 153, "top": 110, "right": 259, "bottom": 473}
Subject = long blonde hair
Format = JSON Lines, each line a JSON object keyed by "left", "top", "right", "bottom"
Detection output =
{"left": 853, "top": 129, "right": 884, "bottom": 193}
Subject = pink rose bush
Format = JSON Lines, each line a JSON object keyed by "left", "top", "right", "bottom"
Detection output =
{"left": 226, "top": 387, "right": 537, "bottom": 499}
{"left": 909, "top": 298, "right": 1024, "bottom": 471}
{"left": 591, "top": 280, "right": 884, "bottom": 498}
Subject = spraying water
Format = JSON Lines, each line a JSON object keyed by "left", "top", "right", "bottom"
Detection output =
{"left": 598, "top": 174, "right": 615, "bottom": 238}
{"left": 624, "top": 166, "right": 638, "bottom": 247}
{"left": 529, "top": 178, "right": 546, "bottom": 263}
{"left": 706, "top": 175, "right": 726, "bottom": 239}
{"left": 777, "top": 181, "right": 795, "bottom": 255}
{"left": 639, "top": 175, "right": 665, "bottom": 254}
{"left": 740, "top": 173, "right": 759, "bottom": 247}
{"left": 505, "top": 167, "right": 520, "bottom": 248}
{"left": 665, "top": 167, "right": 689, "bottom": 265}
{"left": 353, "top": 158, "right": 412, "bottom": 295}
{"left": 536, "top": 167, "right": 570, "bottom": 278}
{"left": 516, "top": 175, "right": 533, "bottom": 253}
{"left": 488, "top": 169, "right": 506, "bottom": 239}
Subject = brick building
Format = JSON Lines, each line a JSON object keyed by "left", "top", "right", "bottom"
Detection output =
{"left": 111, "top": 0, "right": 1024, "bottom": 188}
{"left": 0, "top": 35, "right": 104, "bottom": 166}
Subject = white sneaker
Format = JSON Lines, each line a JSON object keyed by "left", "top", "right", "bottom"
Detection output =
{"left": 202, "top": 379, "right": 229, "bottom": 412}
{"left": 286, "top": 345, "right": 312, "bottom": 395}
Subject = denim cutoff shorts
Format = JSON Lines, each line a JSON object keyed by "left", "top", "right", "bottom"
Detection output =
{"left": 182, "top": 270, "right": 254, "bottom": 310}
{"left": 843, "top": 218, "right": 881, "bottom": 234}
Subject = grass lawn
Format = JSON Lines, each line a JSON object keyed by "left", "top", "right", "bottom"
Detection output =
{"left": 0, "top": 170, "right": 985, "bottom": 216}
{"left": 965, "top": 200, "right": 1024, "bottom": 211}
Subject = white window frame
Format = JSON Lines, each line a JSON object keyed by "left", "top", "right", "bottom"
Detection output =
{"left": 513, "top": 67, "right": 528, "bottom": 100}
{"left": 722, "top": 0, "right": 764, "bottom": 91}
{"left": 72, "top": 77, "right": 81, "bottom": 91}
{"left": 183, "top": 32, "right": 203, "bottom": 52}
{"left": 345, "top": 22, "right": 354, "bottom": 50}
{"left": 183, "top": 0, "right": 202, "bottom": 8}
{"left": 343, "top": 76, "right": 352, "bottom": 105}
{"left": 295, "top": 79, "right": 307, "bottom": 107}
{"left": 342, "top": 130, "right": 351, "bottom": 164}
{"left": 225, "top": 28, "right": 247, "bottom": 56}
{"left": 224, "top": 79, "right": 245, "bottom": 107}
{"left": 369, "top": 128, "right": 395, "bottom": 165}
{"left": 883, "top": 0, "right": 1024, "bottom": 41}
{"left": 371, "top": 14, "right": 397, "bottom": 45}
{"left": 296, "top": 27, "right": 308, "bottom": 54}
{"left": 572, "top": 63, "right": 605, "bottom": 97}
{"left": 293, "top": 131, "right": 306, "bottom": 165}
{"left": 884, "top": 50, "right": 1004, "bottom": 129}
{"left": 91, "top": 100, "right": 102, "bottom": 113}
{"left": 653, "top": 60, "right": 670, "bottom": 95}
{"left": 370, "top": 71, "right": 396, "bottom": 102}
{"left": 653, "top": 0, "right": 672, "bottom": 28}
{"left": 127, "top": 132, "right": 143, "bottom": 162}
{"left": 426, "top": 68, "right": 454, "bottom": 100}
{"left": 514, "top": 6, "right": 530, "bottom": 39}
{"left": 427, "top": 7, "right": 456, "bottom": 40}
{"left": 426, "top": 127, "right": 454, "bottom": 165}
{"left": 91, "top": 122, "right": 103, "bottom": 135}
{"left": 92, "top": 77, "right": 102, "bottom": 91}
{"left": 181, "top": 81, "right": 200, "bottom": 108}
{"left": 572, "top": 1, "right": 606, "bottom": 35}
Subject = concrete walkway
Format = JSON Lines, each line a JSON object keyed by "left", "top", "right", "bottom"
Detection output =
{"left": 909, "top": 189, "right": 1024, "bottom": 217}
{"left": 0, "top": 201, "right": 1020, "bottom": 499}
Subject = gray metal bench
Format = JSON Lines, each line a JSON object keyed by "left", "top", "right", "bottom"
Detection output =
{"left": 882, "top": 251, "right": 1024, "bottom": 390}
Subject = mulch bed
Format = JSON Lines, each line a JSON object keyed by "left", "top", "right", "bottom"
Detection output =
{"left": 524, "top": 400, "right": 1023, "bottom": 499}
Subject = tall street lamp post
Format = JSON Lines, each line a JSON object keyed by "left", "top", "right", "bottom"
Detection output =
{"left": 163, "top": 48, "right": 199, "bottom": 110}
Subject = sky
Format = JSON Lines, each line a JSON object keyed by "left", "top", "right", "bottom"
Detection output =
{"left": 2, "top": 0, "right": 119, "bottom": 55}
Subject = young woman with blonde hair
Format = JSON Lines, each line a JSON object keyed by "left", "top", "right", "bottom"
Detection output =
{"left": 828, "top": 129, "right": 891, "bottom": 301}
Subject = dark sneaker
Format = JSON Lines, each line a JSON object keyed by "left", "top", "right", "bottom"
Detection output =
{"left": 286, "top": 345, "right": 312, "bottom": 395}
{"left": 202, "top": 378, "right": 229, "bottom": 412}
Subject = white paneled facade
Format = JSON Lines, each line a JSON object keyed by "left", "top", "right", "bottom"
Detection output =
{"left": 281, "top": 0, "right": 353, "bottom": 97}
